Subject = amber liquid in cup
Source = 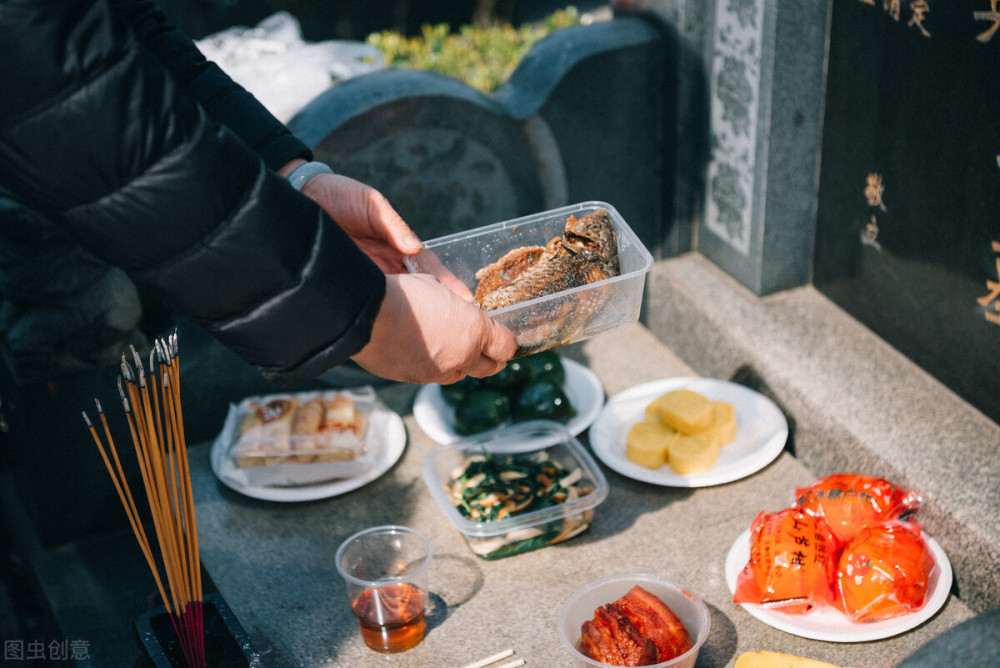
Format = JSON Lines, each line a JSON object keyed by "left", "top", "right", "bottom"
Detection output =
{"left": 352, "top": 582, "right": 427, "bottom": 653}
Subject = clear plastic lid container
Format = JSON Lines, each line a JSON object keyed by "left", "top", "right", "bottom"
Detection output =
{"left": 404, "top": 201, "right": 653, "bottom": 356}
{"left": 219, "top": 386, "right": 378, "bottom": 486}
{"left": 421, "top": 421, "right": 609, "bottom": 559}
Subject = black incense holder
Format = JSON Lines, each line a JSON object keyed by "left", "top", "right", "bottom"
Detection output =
{"left": 135, "top": 593, "right": 258, "bottom": 667}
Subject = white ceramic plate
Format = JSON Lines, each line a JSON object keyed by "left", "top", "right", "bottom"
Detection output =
{"left": 724, "top": 527, "right": 952, "bottom": 642}
{"left": 210, "top": 403, "right": 406, "bottom": 502}
{"left": 412, "top": 357, "right": 604, "bottom": 444}
{"left": 588, "top": 377, "right": 788, "bottom": 487}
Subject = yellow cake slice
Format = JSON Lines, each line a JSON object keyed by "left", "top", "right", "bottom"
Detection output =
{"left": 647, "top": 389, "right": 712, "bottom": 434}
{"left": 703, "top": 400, "right": 737, "bottom": 447}
{"left": 625, "top": 419, "right": 675, "bottom": 469}
{"left": 666, "top": 431, "right": 719, "bottom": 474}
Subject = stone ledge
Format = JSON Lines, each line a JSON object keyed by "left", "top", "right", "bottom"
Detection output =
{"left": 642, "top": 252, "right": 1000, "bottom": 614}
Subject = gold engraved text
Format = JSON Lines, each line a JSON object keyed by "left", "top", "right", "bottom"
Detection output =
{"left": 977, "top": 240, "right": 1000, "bottom": 326}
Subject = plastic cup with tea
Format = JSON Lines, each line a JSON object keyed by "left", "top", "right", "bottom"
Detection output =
{"left": 335, "top": 525, "right": 432, "bottom": 653}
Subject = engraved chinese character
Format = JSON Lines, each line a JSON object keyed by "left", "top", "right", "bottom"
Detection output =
{"left": 794, "top": 534, "right": 811, "bottom": 546}
{"left": 976, "top": 240, "right": 1000, "bottom": 325}
{"left": 865, "top": 173, "right": 885, "bottom": 207}
{"left": 791, "top": 550, "right": 807, "bottom": 566}
{"left": 862, "top": 215, "right": 882, "bottom": 249}
{"left": 975, "top": 0, "right": 1000, "bottom": 42}
{"left": 908, "top": 1, "right": 931, "bottom": 37}
{"left": 884, "top": 0, "right": 902, "bottom": 21}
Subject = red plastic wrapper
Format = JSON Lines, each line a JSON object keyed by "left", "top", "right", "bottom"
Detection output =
{"left": 733, "top": 508, "right": 840, "bottom": 615}
{"left": 794, "top": 473, "right": 921, "bottom": 543}
{"left": 835, "top": 520, "right": 936, "bottom": 623}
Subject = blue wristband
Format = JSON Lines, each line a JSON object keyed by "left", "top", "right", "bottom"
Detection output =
{"left": 287, "top": 161, "right": 334, "bottom": 191}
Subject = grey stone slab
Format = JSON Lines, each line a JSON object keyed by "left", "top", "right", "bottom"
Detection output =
{"left": 696, "top": 0, "right": 828, "bottom": 296}
{"left": 897, "top": 605, "right": 1000, "bottom": 668}
{"left": 189, "top": 322, "right": 974, "bottom": 667}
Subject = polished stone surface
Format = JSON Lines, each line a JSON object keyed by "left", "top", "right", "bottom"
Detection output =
{"left": 697, "top": 0, "right": 827, "bottom": 296}
{"left": 814, "top": 0, "right": 1000, "bottom": 426}
{"left": 187, "top": 320, "right": 978, "bottom": 667}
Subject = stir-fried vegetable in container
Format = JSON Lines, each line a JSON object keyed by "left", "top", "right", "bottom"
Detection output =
{"left": 446, "top": 450, "right": 589, "bottom": 523}
{"left": 422, "top": 421, "right": 609, "bottom": 559}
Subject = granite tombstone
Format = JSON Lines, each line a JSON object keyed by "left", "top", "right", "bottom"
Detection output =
{"left": 814, "top": 0, "right": 1000, "bottom": 424}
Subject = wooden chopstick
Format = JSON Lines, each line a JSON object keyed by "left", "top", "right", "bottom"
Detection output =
{"left": 460, "top": 649, "right": 519, "bottom": 668}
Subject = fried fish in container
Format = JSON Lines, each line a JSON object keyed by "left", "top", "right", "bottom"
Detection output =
{"left": 405, "top": 203, "right": 653, "bottom": 358}
{"left": 474, "top": 209, "right": 621, "bottom": 310}
{"left": 473, "top": 209, "right": 621, "bottom": 356}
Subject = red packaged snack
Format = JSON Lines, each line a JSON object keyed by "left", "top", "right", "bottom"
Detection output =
{"left": 795, "top": 473, "right": 921, "bottom": 543}
{"left": 835, "top": 520, "right": 935, "bottom": 623}
{"left": 733, "top": 508, "right": 840, "bottom": 615}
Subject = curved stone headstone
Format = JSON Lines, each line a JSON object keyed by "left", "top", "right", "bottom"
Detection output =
{"left": 288, "top": 17, "right": 683, "bottom": 255}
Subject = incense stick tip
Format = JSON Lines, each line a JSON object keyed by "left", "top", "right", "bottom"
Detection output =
{"left": 130, "top": 345, "right": 144, "bottom": 372}
{"left": 120, "top": 358, "right": 133, "bottom": 382}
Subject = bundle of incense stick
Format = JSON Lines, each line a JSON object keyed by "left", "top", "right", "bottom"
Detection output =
{"left": 82, "top": 332, "right": 204, "bottom": 667}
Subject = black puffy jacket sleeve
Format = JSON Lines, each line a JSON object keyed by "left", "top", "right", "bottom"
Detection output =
{"left": 0, "top": 0, "right": 386, "bottom": 386}
{"left": 111, "top": 0, "right": 312, "bottom": 171}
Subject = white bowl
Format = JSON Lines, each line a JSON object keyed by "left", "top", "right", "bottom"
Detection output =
{"left": 557, "top": 573, "right": 711, "bottom": 668}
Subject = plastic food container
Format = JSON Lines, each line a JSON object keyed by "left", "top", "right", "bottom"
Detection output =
{"left": 421, "top": 421, "right": 609, "bottom": 559}
{"left": 557, "top": 573, "right": 711, "bottom": 668}
{"left": 404, "top": 201, "right": 654, "bottom": 356}
{"left": 217, "top": 386, "right": 378, "bottom": 486}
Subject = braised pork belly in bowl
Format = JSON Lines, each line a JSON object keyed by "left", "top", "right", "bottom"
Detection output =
{"left": 558, "top": 573, "right": 711, "bottom": 668}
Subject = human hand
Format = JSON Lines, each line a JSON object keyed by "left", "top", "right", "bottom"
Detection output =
{"left": 300, "top": 172, "right": 422, "bottom": 274}
{"left": 290, "top": 167, "right": 472, "bottom": 297}
{"left": 350, "top": 273, "right": 517, "bottom": 384}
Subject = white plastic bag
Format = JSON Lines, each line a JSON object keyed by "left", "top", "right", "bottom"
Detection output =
{"left": 196, "top": 11, "right": 385, "bottom": 122}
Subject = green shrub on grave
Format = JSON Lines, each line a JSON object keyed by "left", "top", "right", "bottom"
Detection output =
{"left": 366, "top": 7, "right": 581, "bottom": 92}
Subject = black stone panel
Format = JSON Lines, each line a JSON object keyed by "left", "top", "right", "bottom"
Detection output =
{"left": 815, "top": 0, "right": 1000, "bottom": 423}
